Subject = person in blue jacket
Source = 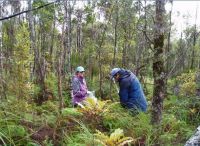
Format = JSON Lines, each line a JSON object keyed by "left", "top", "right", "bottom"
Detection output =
{"left": 110, "top": 68, "right": 148, "bottom": 113}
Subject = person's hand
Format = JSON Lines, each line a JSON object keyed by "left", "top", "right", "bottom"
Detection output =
{"left": 87, "top": 91, "right": 92, "bottom": 94}
{"left": 87, "top": 91, "right": 95, "bottom": 97}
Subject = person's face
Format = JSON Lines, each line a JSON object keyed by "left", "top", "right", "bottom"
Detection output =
{"left": 113, "top": 73, "right": 120, "bottom": 81}
{"left": 77, "top": 71, "right": 85, "bottom": 77}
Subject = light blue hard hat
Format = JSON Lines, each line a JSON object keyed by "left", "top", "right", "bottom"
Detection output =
{"left": 110, "top": 68, "right": 121, "bottom": 78}
{"left": 76, "top": 66, "right": 85, "bottom": 72}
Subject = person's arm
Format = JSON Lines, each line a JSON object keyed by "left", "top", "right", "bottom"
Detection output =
{"left": 119, "top": 80, "right": 129, "bottom": 107}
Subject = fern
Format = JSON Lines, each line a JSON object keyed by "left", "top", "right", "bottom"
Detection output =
{"left": 78, "top": 97, "right": 111, "bottom": 115}
{"left": 109, "top": 128, "right": 124, "bottom": 142}
{"left": 94, "top": 128, "right": 134, "bottom": 146}
{"left": 62, "top": 108, "right": 83, "bottom": 116}
{"left": 0, "top": 131, "right": 9, "bottom": 145}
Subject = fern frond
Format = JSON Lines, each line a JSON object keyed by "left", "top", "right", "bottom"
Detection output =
{"left": 84, "top": 97, "right": 97, "bottom": 107}
{"left": 117, "top": 137, "right": 134, "bottom": 146}
{"left": 94, "top": 128, "right": 134, "bottom": 146}
{"left": 94, "top": 129, "right": 109, "bottom": 141}
{"left": 94, "top": 139, "right": 107, "bottom": 146}
{"left": 110, "top": 128, "right": 124, "bottom": 142}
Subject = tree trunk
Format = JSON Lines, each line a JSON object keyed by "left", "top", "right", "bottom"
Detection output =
{"left": 98, "top": 49, "right": 103, "bottom": 99}
{"left": 113, "top": 0, "right": 118, "bottom": 67}
{"left": 122, "top": 25, "right": 127, "bottom": 68}
{"left": 0, "top": 4, "right": 2, "bottom": 71}
{"left": 109, "top": 0, "right": 119, "bottom": 100}
{"left": 10, "top": 0, "right": 21, "bottom": 24}
{"left": 99, "top": 6, "right": 113, "bottom": 99}
{"left": 63, "top": 0, "right": 76, "bottom": 75}
{"left": 58, "top": 58, "right": 63, "bottom": 112}
{"left": 166, "top": 0, "right": 173, "bottom": 73}
{"left": 76, "top": 9, "right": 82, "bottom": 55}
{"left": 49, "top": 4, "right": 56, "bottom": 71}
{"left": 164, "top": 0, "right": 173, "bottom": 97}
{"left": 28, "top": 0, "right": 36, "bottom": 81}
{"left": 151, "top": 0, "right": 165, "bottom": 125}
{"left": 28, "top": 0, "right": 47, "bottom": 104}
{"left": 0, "top": 3, "right": 6, "bottom": 99}
{"left": 61, "top": 1, "right": 68, "bottom": 78}
{"left": 190, "top": 6, "right": 198, "bottom": 70}
{"left": 67, "top": 1, "right": 72, "bottom": 74}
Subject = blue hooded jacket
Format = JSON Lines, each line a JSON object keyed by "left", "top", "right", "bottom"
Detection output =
{"left": 117, "top": 69, "right": 147, "bottom": 112}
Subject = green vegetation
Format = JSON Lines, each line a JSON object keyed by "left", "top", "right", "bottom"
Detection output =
{"left": 0, "top": 0, "right": 200, "bottom": 145}
{"left": 0, "top": 71, "right": 199, "bottom": 145}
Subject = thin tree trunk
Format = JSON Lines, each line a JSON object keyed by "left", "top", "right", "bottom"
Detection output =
{"left": 28, "top": 11, "right": 46, "bottom": 104}
{"left": 63, "top": 0, "right": 76, "bottom": 75}
{"left": 98, "top": 25, "right": 108, "bottom": 99}
{"left": 0, "top": 3, "right": 6, "bottom": 99}
{"left": 99, "top": 5, "right": 113, "bottom": 99}
{"left": 109, "top": 0, "right": 119, "bottom": 100}
{"left": 166, "top": 0, "right": 173, "bottom": 73}
{"left": 49, "top": 3, "right": 56, "bottom": 71}
{"left": 76, "top": 10, "right": 82, "bottom": 55}
{"left": 62, "top": 1, "right": 67, "bottom": 74}
{"left": 122, "top": 25, "right": 127, "bottom": 68}
{"left": 164, "top": 0, "right": 173, "bottom": 97}
{"left": 28, "top": 0, "right": 35, "bottom": 81}
{"left": 151, "top": 0, "right": 165, "bottom": 125}
{"left": 67, "top": 0, "right": 76, "bottom": 74}
{"left": 190, "top": 6, "right": 198, "bottom": 69}
{"left": 58, "top": 57, "right": 63, "bottom": 112}
{"left": 112, "top": 0, "right": 118, "bottom": 66}
{"left": 67, "top": 1, "right": 72, "bottom": 74}
{"left": 0, "top": 3, "right": 3, "bottom": 75}
{"left": 179, "top": 32, "right": 184, "bottom": 73}
{"left": 98, "top": 49, "right": 102, "bottom": 99}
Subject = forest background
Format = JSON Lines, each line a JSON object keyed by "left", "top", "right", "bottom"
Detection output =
{"left": 0, "top": 0, "right": 200, "bottom": 145}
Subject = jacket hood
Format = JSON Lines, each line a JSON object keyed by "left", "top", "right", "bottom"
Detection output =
{"left": 118, "top": 69, "right": 132, "bottom": 81}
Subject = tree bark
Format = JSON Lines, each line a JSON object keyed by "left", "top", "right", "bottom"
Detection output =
{"left": 151, "top": 0, "right": 165, "bottom": 125}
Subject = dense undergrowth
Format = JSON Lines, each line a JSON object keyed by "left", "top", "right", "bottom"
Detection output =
{"left": 0, "top": 72, "right": 200, "bottom": 146}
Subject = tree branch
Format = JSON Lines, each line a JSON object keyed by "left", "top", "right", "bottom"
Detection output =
{"left": 0, "top": 0, "right": 59, "bottom": 21}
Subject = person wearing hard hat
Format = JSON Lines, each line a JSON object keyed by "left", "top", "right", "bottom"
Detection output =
{"left": 71, "top": 66, "right": 88, "bottom": 106}
{"left": 110, "top": 68, "right": 147, "bottom": 113}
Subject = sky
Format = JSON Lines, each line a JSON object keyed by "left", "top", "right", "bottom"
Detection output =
{"left": 166, "top": 1, "right": 200, "bottom": 38}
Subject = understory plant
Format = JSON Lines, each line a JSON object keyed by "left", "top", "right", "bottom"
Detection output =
{"left": 94, "top": 128, "right": 134, "bottom": 146}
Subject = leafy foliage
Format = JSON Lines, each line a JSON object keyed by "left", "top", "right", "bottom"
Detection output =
{"left": 94, "top": 128, "right": 134, "bottom": 146}
{"left": 79, "top": 97, "right": 111, "bottom": 115}
{"left": 176, "top": 71, "right": 197, "bottom": 96}
{"left": 76, "top": 97, "right": 113, "bottom": 131}
{"left": 0, "top": 0, "right": 200, "bottom": 146}
{"left": 62, "top": 107, "right": 83, "bottom": 117}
